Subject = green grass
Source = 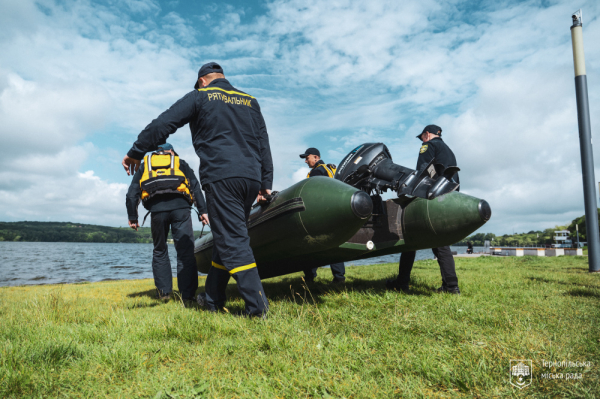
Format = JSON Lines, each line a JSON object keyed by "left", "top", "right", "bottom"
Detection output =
{"left": 1, "top": 256, "right": 599, "bottom": 398}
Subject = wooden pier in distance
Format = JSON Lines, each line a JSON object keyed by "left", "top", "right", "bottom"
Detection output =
{"left": 489, "top": 247, "right": 583, "bottom": 257}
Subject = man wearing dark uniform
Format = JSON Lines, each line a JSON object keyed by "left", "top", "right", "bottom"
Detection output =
{"left": 299, "top": 147, "right": 346, "bottom": 284}
{"left": 126, "top": 143, "right": 206, "bottom": 301}
{"left": 386, "top": 125, "right": 461, "bottom": 294}
{"left": 122, "top": 62, "right": 273, "bottom": 316}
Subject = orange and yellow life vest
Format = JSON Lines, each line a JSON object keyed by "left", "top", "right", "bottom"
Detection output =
{"left": 139, "top": 152, "right": 193, "bottom": 209}
{"left": 307, "top": 163, "right": 337, "bottom": 178}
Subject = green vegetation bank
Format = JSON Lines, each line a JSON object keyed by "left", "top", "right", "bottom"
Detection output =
{"left": 0, "top": 222, "right": 205, "bottom": 243}
{"left": 0, "top": 256, "right": 598, "bottom": 397}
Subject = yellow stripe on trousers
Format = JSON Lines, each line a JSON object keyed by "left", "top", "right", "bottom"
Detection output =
{"left": 211, "top": 261, "right": 227, "bottom": 271}
{"left": 211, "top": 261, "right": 257, "bottom": 275}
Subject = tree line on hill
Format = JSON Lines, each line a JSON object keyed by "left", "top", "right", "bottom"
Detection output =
{"left": 0, "top": 222, "right": 206, "bottom": 243}
{"left": 456, "top": 209, "right": 599, "bottom": 247}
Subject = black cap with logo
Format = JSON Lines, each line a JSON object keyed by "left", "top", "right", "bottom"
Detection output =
{"left": 417, "top": 124, "right": 442, "bottom": 140}
{"left": 194, "top": 62, "right": 224, "bottom": 89}
{"left": 299, "top": 148, "right": 320, "bottom": 158}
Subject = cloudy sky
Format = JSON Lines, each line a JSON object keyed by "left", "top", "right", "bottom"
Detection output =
{"left": 1, "top": 0, "right": 599, "bottom": 235}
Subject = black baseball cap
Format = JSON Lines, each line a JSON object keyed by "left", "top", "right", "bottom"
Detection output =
{"left": 194, "top": 62, "right": 224, "bottom": 89}
{"left": 417, "top": 124, "right": 442, "bottom": 140}
{"left": 299, "top": 148, "right": 320, "bottom": 158}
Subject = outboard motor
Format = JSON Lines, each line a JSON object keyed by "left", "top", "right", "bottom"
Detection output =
{"left": 335, "top": 143, "right": 459, "bottom": 200}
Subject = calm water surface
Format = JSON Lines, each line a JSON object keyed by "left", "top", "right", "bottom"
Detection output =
{"left": 0, "top": 242, "right": 476, "bottom": 287}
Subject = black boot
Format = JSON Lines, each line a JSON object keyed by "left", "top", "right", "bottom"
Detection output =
{"left": 436, "top": 285, "right": 460, "bottom": 295}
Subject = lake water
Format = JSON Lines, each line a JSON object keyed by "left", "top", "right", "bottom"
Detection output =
{"left": 0, "top": 242, "right": 477, "bottom": 287}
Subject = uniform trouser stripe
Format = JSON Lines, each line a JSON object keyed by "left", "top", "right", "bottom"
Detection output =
{"left": 211, "top": 261, "right": 228, "bottom": 271}
{"left": 212, "top": 261, "right": 257, "bottom": 275}
{"left": 230, "top": 263, "right": 257, "bottom": 275}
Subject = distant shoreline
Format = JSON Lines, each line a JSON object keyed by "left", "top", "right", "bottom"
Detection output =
{"left": 0, "top": 221, "right": 208, "bottom": 244}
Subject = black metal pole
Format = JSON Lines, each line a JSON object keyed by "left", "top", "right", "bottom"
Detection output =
{"left": 571, "top": 10, "right": 600, "bottom": 272}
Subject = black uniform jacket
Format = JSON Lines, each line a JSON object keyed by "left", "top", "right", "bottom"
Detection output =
{"left": 309, "top": 160, "right": 330, "bottom": 177}
{"left": 126, "top": 158, "right": 206, "bottom": 220}
{"left": 416, "top": 137, "right": 460, "bottom": 188}
{"left": 127, "top": 78, "right": 274, "bottom": 190}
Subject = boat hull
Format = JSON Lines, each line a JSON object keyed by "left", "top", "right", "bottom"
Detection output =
{"left": 194, "top": 177, "right": 491, "bottom": 279}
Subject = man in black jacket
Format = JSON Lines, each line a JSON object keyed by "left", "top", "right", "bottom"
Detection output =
{"left": 299, "top": 147, "right": 346, "bottom": 284}
{"left": 386, "top": 125, "right": 461, "bottom": 294}
{"left": 126, "top": 143, "right": 207, "bottom": 301}
{"left": 121, "top": 62, "right": 273, "bottom": 316}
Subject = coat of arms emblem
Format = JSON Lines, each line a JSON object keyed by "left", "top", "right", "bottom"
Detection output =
{"left": 510, "top": 359, "right": 532, "bottom": 389}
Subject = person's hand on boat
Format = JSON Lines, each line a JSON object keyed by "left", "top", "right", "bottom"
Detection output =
{"left": 128, "top": 220, "right": 139, "bottom": 231}
{"left": 256, "top": 189, "right": 272, "bottom": 204}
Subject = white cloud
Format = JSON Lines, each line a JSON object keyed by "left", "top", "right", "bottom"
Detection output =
{"left": 438, "top": 62, "right": 592, "bottom": 234}
{"left": 222, "top": 0, "right": 600, "bottom": 234}
{"left": 1, "top": 0, "right": 198, "bottom": 133}
{"left": 161, "top": 11, "right": 196, "bottom": 45}
{"left": 0, "top": 0, "right": 201, "bottom": 226}
{"left": 0, "top": 144, "right": 126, "bottom": 224}
{"left": 0, "top": 74, "right": 112, "bottom": 161}
{"left": 124, "top": 0, "right": 161, "bottom": 15}
{"left": 292, "top": 167, "right": 310, "bottom": 183}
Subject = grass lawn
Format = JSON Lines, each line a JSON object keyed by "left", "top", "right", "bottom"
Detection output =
{"left": 1, "top": 256, "right": 599, "bottom": 398}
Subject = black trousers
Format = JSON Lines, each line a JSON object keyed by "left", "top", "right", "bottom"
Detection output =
{"left": 150, "top": 208, "right": 198, "bottom": 300}
{"left": 303, "top": 262, "right": 345, "bottom": 281}
{"left": 396, "top": 246, "right": 458, "bottom": 289}
{"left": 204, "top": 177, "right": 269, "bottom": 316}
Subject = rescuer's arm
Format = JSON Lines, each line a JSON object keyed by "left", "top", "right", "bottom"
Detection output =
{"left": 180, "top": 160, "right": 208, "bottom": 216}
{"left": 125, "top": 165, "right": 144, "bottom": 231}
{"left": 123, "top": 91, "right": 199, "bottom": 174}
{"left": 255, "top": 108, "right": 273, "bottom": 203}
